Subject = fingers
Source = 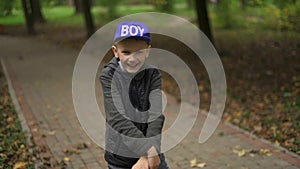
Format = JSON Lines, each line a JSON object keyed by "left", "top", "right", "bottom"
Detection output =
{"left": 148, "top": 155, "right": 161, "bottom": 169}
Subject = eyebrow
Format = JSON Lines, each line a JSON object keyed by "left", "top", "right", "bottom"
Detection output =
{"left": 121, "top": 50, "right": 131, "bottom": 53}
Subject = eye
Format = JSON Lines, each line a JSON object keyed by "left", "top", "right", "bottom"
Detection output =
{"left": 121, "top": 51, "right": 130, "bottom": 55}
{"left": 136, "top": 49, "right": 148, "bottom": 55}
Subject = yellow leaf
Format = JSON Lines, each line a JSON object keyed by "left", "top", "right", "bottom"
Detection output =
{"left": 238, "top": 149, "right": 247, "bottom": 157}
{"left": 274, "top": 149, "right": 281, "bottom": 153}
{"left": 64, "top": 157, "right": 70, "bottom": 162}
{"left": 48, "top": 130, "right": 56, "bottom": 135}
{"left": 259, "top": 149, "right": 269, "bottom": 154}
{"left": 13, "top": 162, "right": 27, "bottom": 169}
{"left": 190, "top": 158, "right": 197, "bottom": 167}
{"left": 198, "top": 85, "right": 204, "bottom": 92}
{"left": 274, "top": 141, "right": 280, "bottom": 146}
{"left": 232, "top": 148, "right": 247, "bottom": 157}
{"left": 7, "top": 117, "right": 14, "bottom": 122}
{"left": 196, "top": 162, "right": 206, "bottom": 168}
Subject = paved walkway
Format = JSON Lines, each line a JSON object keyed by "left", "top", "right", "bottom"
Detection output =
{"left": 0, "top": 35, "right": 299, "bottom": 169}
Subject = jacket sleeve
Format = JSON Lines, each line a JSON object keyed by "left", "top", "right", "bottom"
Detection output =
{"left": 100, "top": 72, "right": 153, "bottom": 156}
{"left": 146, "top": 70, "right": 165, "bottom": 153}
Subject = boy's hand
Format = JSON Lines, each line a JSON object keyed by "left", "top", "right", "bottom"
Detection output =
{"left": 132, "top": 157, "right": 149, "bottom": 169}
{"left": 147, "top": 146, "right": 161, "bottom": 169}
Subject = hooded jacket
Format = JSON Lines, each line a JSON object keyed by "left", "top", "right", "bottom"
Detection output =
{"left": 100, "top": 57, "right": 165, "bottom": 168}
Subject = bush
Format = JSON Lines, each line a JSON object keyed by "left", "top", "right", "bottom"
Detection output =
{"left": 149, "top": 0, "right": 174, "bottom": 13}
{"left": 280, "top": 1, "right": 300, "bottom": 31}
{"left": 263, "top": 1, "right": 300, "bottom": 31}
{"left": 213, "top": 0, "right": 244, "bottom": 29}
{"left": 0, "top": 0, "right": 14, "bottom": 16}
{"left": 42, "top": 0, "right": 66, "bottom": 7}
{"left": 263, "top": 5, "right": 282, "bottom": 31}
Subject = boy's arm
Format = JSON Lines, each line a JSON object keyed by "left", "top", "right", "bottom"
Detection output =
{"left": 145, "top": 70, "right": 165, "bottom": 153}
{"left": 100, "top": 74, "right": 153, "bottom": 156}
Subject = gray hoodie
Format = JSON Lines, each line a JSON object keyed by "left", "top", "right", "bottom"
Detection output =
{"left": 100, "top": 57, "right": 165, "bottom": 168}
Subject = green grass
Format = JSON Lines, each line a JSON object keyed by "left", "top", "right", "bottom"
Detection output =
{"left": 0, "top": 3, "right": 299, "bottom": 32}
{"left": 0, "top": 14, "right": 24, "bottom": 25}
{"left": 0, "top": 3, "right": 197, "bottom": 26}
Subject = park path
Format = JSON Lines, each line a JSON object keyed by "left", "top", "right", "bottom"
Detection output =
{"left": 0, "top": 35, "right": 299, "bottom": 169}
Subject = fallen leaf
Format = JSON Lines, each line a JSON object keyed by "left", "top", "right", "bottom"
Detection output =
{"left": 274, "top": 149, "right": 281, "bottom": 153}
{"left": 275, "top": 140, "right": 280, "bottom": 146}
{"left": 48, "top": 130, "right": 56, "bottom": 135}
{"left": 259, "top": 149, "right": 272, "bottom": 156}
{"left": 196, "top": 162, "right": 206, "bottom": 168}
{"left": 190, "top": 158, "right": 197, "bottom": 167}
{"left": 190, "top": 158, "right": 207, "bottom": 168}
{"left": 76, "top": 142, "right": 89, "bottom": 149}
{"left": 198, "top": 85, "right": 204, "bottom": 92}
{"left": 266, "top": 153, "right": 272, "bottom": 156}
{"left": 13, "top": 162, "right": 27, "bottom": 169}
{"left": 63, "top": 157, "right": 70, "bottom": 162}
{"left": 238, "top": 149, "right": 247, "bottom": 157}
{"left": 232, "top": 148, "right": 247, "bottom": 157}
{"left": 254, "top": 125, "right": 262, "bottom": 132}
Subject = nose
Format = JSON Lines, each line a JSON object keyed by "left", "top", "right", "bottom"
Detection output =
{"left": 127, "top": 55, "right": 137, "bottom": 63}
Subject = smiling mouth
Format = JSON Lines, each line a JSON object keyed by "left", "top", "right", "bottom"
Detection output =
{"left": 127, "top": 63, "right": 139, "bottom": 68}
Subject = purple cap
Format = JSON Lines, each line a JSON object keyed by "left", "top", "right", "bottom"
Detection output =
{"left": 114, "top": 22, "right": 151, "bottom": 44}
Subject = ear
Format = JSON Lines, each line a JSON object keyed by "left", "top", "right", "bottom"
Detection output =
{"left": 145, "top": 45, "right": 151, "bottom": 58}
{"left": 112, "top": 45, "right": 118, "bottom": 58}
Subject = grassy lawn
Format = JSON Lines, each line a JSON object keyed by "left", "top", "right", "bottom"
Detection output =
{"left": 0, "top": 4, "right": 194, "bottom": 27}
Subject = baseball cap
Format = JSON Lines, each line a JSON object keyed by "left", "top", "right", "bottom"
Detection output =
{"left": 113, "top": 22, "right": 151, "bottom": 44}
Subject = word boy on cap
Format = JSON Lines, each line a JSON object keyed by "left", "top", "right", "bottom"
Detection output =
{"left": 121, "top": 24, "right": 144, "bottom": 36}
{"left": 114, "top": 22, "right": 151, "bottom": 44}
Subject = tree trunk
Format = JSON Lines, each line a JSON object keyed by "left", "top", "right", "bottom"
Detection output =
{"left": 241, "top": 0, "right": 247, "bottom": 10}
{"left": 73, "top": 0, "right": 83, "bottom": 14}
{"left": 67, "top": 0, "right": 73, "bottom": 7}
{"left": 82, "top": 0, "right": 94, "bottom": 38}
{"left": 108, "top": 0, "right": 117, "bottom": 19}
{"left": 31, "top": 0, "right": 46, "bottom": 23}
{"left": 187, "top": 0, "right": 193, "bottom": 9}
{"left": 21, "top": 0, "right": 35, "bottom": 35}
{"left": 195, "top": 0, "right": 213, "bottom": 43}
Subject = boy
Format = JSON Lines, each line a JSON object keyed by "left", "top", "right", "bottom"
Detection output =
{"left": 100, "top": 22, "right": 169, "bottom": 169}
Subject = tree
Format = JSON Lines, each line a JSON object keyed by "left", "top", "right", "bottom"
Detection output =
{"left": 108, "top": 0, "right": 118, "bottom": 19}
{"left": 73, "top": 0, "right": 83, "bottom": 14}
{"left": 187, "top": 0, "right": 193, "bottom": 9}
{"left": 216, "top": 0, "right": 233, "bottom": 29}
{"left": 150, "top": 0, "right": 174, "bottom": 12}
{"left": 195, "top": 0, "right": 213, "bottom": 43}
{"left": 82, "top": 0, "right": 94, "bottom": 38}
{"left": 31, "top": 0, "right": 46, "bottom": 23}
{"left": 21, "top": 0, "right": 35, "bottom": 35}
{"left": 241, "top": 0, "right": 247, "bottom": 9}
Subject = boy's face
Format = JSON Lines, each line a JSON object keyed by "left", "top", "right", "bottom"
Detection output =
{"left": 112, "top": 38, "right": 151, "bottom": 74}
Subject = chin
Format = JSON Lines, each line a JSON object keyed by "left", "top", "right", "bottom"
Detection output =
{"left": 126, "top": 65, "right": 142, "bottom": 74}
{"left": 127, "top": 69, "right": 139, "bottom": 74}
